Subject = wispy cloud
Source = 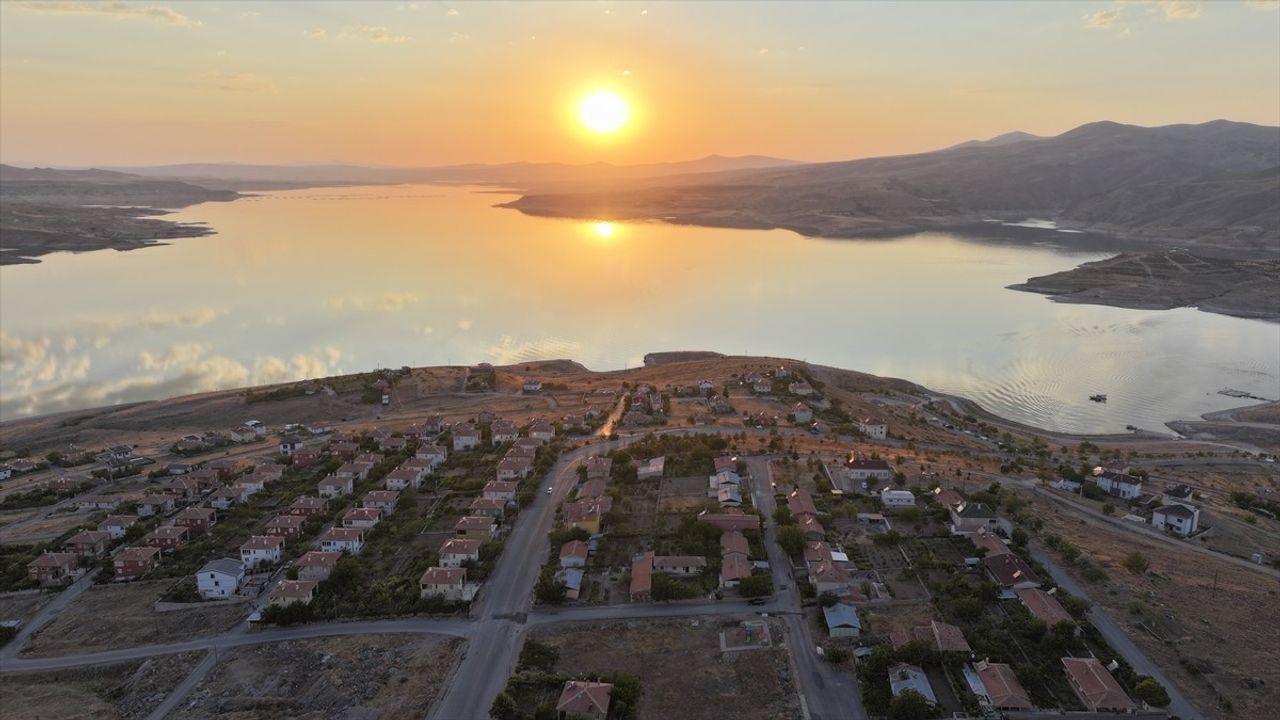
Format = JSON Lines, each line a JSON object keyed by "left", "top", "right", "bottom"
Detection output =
{"left": 1083, "top": 1, "right": 1202, "bottom": 33}
{"left": 13, "top": 1, "right": 199, "bottom": 26}
{"left": 1246, "top": 0, "right": 1279, "bottom": 10}
{"left": 192, "top": 72, "right": 276, "bottom": 93}
{"left": 1083, "top": 8, "right": 1122, "bottom": 29}
{"left": 303, "top": 27, "right": 327, "bottom": 41}
{"left": 325, "top": 292, "right": 421, "bottom": 313}
{"left": 1158, "top": 0, "right": 1201, "bottom": 20}
{"left": 447, "top": 8, "right": 460, "bottom": 16}
{"left": 342, "top": 24, "right": 411, "bottom": 44}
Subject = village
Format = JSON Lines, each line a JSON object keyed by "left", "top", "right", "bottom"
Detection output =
{"left": 0, "top": 356, "right": 1277, "bottom": 720}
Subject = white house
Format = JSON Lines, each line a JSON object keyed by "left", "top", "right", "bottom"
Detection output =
{"left": 1153, "top": 504, "right": 1200, "bottom": 536}
{"left": 279, "top": 436, "right": 302, "bottom": 455}
{"left": 880, "top": 489, "right": 916, "bottom": 509}
{"left": 846, "top": 458, "right": 894, "bottom": 483}
{"left": 791, "top": 403, "right": 813, "bottom": 424}
{"left": 452, "top": 424, "right": 481, "bottom": 451}
{"left": 1094, "top": 470, "right": 1143, "bottom": 500}
{"left": 318, "top": 476, "right": 353, "bottom": 498}
{"left": 419, "top": 566, "right": 467, "bottom": 601}
{"left": 196, "top": 558, "right": 244, "bottom": 599}
{"left": 859, "top": 417, "right": 888, "bottom": 440}
{"left": 318, "top": 527, "right": 365, "bottom": 554}
{"left": 439, "top": 537, "right": 481, "bottom": 567}
{"left": 240, "top": 536, "right": 284, "bottom": 569}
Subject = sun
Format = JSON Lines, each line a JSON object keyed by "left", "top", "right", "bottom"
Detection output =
{"left": 578, "top": 90, "right": 630, "bottom": 134}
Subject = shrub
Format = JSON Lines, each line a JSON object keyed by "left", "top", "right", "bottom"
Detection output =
{"left": 1133, "top": 677, "right": 1171, "bottom": 708}
{"left": 1123, "top": 551, "right": 1150, "bottom": 575}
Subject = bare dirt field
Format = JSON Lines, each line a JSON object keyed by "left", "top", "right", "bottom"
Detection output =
{"left": 1027, "top": 491, "right": 1280, "bottom": 720}
{"left": 0, "top": 589, "right": 54, "bottom": 626}
{"left": 0, "top": 652, "right": 202, "bottom": 719}
{"left": 530, "top": 616, "right": 802, "bottom": 720}
{"left": 0, "top": 508, "right": 96, "bottom": 544}
{"left": 22, "top": 580, "right": 246, "bottom": 657}
{"left": 171, "top": 634, "right": 464, "bottom": 720}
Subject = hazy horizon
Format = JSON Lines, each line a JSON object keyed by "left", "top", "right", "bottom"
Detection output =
{"left": 3, "top": 0, "right": 1278, "bottom": 167}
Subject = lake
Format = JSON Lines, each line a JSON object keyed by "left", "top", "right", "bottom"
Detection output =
{"left": 1, "top": 184, "right": 1276, "bottom": 433}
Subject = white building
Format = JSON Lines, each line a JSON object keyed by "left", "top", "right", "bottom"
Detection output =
{"left": 1153, "top": 504, "right": 1200, "bottom": 536}
{"left": 196, "top": 558, "right": 244, "bottom": 599}
{"left": 880, "top": 489, "right": 916, "bottom": 509}
{"left": 1094, "top": 470, "right": 1143, "bottom": 500}
{"left": 859, "top": 417, "right": 888, "bottom": 440}
{"left": 239, "top": 536, "right": 284, "bottom": 569}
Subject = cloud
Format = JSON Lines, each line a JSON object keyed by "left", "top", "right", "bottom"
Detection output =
{"left": 252, "top": 347, "right": 342, "bottom": 384}
{"left": 324, "top": 292, "right": 421, "bottom": 313}
{"left": 457, "top": 319, "right": 473, "bottom": 331}
{"left": 192, "top": 72, "right": 276, "bottom": 93}
{"left": 138, "top": 342, "right": 210, "bottom": 371}
{"left": 446, "top": 7, "right": 459, "bottom": 16}
{"left": 1158, "top": 0, "right": 1201, "bottom": 19}
{"left": 1083, "top": 7, "right": 1122, "bottom": 29}
{"left": 304, "top": 27, "right": 327, "bottom": 40}
{"left": 486, "top": 336, "right": 582, "bottom": 366}
{"left": 450, "top": 31, "right": 471, "bottom": 43}
{"left": 238, "top": 10, "right": 260, "bottom": 20}
{"left": 343, "top": 25, "right": 410, "bottom": 43}
{"left": 137, "top": 308, "right": 224, "bottom": 331}
{"left": 1247, "top": 0, "right": 1280, "bottom": 9}
{"left": 13, "top": 1, "right": 198, "bottom": 26}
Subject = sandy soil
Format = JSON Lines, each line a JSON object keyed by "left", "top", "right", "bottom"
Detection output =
{"left": 531, "top": 617, "right": 802, "bottom": 720}
{"left": 0, "top": 652, "right": 202, "bottom": 719}
{"left": 22, "top": 580, "right": 246, "bottom": 658}
{"left": 171, "top": 634, "right": 464, "bottom": 720}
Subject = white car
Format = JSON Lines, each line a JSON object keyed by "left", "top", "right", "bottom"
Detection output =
{"left": 545, "top": 486, "right": 553, "bottom": 494}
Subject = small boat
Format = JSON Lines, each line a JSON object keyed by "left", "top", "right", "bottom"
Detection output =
{"left": 1089, "top": 394, "right": 1108, "bottom": 403}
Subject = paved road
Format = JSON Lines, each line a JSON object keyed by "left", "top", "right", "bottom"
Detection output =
{"left": 747, "top": 456, "right": 867, "bottom": 720}
{"left": 1028, "top": 544, "right": 1202, "bottom": 720}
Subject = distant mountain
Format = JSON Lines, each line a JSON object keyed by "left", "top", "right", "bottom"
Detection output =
{"left": 946, "top": 130, "right": 1043, "bottom": 150}
{"left": 104, "top": 155, "right": 805, "bottom": 191}
{"left": 1, "top": 163, "right": 238, "bottom": 207}
{"left": 504, "top": 120, "right": 1280, "bottom": 252}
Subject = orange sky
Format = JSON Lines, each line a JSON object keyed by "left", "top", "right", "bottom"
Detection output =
{"left": 1, "top": 1, "right": 1278, "bottom": 166}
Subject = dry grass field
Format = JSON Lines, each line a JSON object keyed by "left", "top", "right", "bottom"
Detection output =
{"left": 0, "top": 652, "right": 202, "bottom": 719}
{"left": 530, "top": 617, "right": 802, "bottom": 720}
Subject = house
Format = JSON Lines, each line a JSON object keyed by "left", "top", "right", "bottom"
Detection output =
{"left": 585, "top": 456, "right": 612, "bottom": 481}
{"left": 791, "top": 403, "right": 813, "bottom": 424}
{"left": 845, "top": 457, "right": 894, "bottom": 483}
{"left": 787, "top": 487, "right": 818, "bottom": 519}
{"left": 419, "top": 566, "right": 466, "bottom": 600}
{"left": 455, "top": 515, "right": 497, "bottom": 541}
{"left": 296, "top": 550, "right": 341, "bottom": 582}
{"left": 136, "top": 495, "right": 175, "bottom": 517}
{"left": 654, "top": 555, "right": 706, "bottom": 576}
{"left": 577, "top": 479, "right": 606, "bottom": 501}
{"left": 888, "top": 663, "right": 937, "bottom": 704}
{"left": 717, "top": 484, "right": 743, "bottom": 507}
{"left": 931, "top": 487, "right": 964, "bottom": 509}
{"left": 1062, "top": 657, "right": 1134, "bottom": 712}
{"left": 497, "top": 456, "right": 533, "bottom": 480}
{"left": 292, "top": 447, "right": 321, "bottom": 467}
{"left": 113, "top": 546, "right": 159, "bottom": 580}
{"left": 809, "top": 558, "right": 851, "bottom": 594}
{"left": 98, "top": 515, "right": 138, "bottom": 540}
{"left": 880, "top": 489, "right": 916, "bottom": 509}
{"left": 483, "top": 480, "right": 518, "bottom": 503}
{"left": 950, "top": 502, "right": 998, "bottom": 534}
{"left": 318, "top": 476, "right": 353, "bottom": 498}
{"left": 189, "top": 467, "right": 222, "bottom": 489}
{"left": 1153, "top": 504, "right": 1200, "bottom": 536}
{"left": 974, "top": 661, "right": 1033, "bottom": 711}
{"left": 64, "top": 530, "right": 111, "bottom": 557}
{"left": 901, "top": 620, "right": 972, "bottom": 653}
{"left": 363, "top": 490, "right": 399, "bottom": 514}
{"left": 1094, "top": 470, "right": 1143, "bottom": 500}
{"left": 227, "top": 427, "right": 257, "bottom": 444}
{"left": 468, "top": 496, "right": 505, "bottom": 517}
{"left": 799, "top": 514, "right": 826, "bottom": 541}
{"left": 556, "top": 681, "right": 612, "bottom": 720}
{"left": 269, "top": 580, "right": 318, "bottom": 606}
{"left": 160, "top": 477, "right": 201, "bottom": 500}
{"left": 752, "top": 377, "right": 773, "bottom": 394}
{"left": 335, "top": 462, "right": 370, "bottom": 483}
{"left": 970, "top": 530, "right": 1011, "bottom": 558}
{"left": 529, "top": 420, "right": 555, "bottom": 442}
{"left": 342, "top": 507, "right": 383, "bottom": 529}
{"left": 236, "top": 476, "right": 266, "bottom": 497}
{"left": 719, "top": 555, "right": 753, "bottom": 587}
{"left": 1163, "top": 483, "right": 1195, "bottom": 507}
{"left": 452, "top": 423, "right": 481, "bottom": 451}
{"left": 439, "top": 537, "right": 482, "bottom": 567}
{"left": 384, "top": 468, "right": 423, "bottom": 491}
{"left": 416, "top": 443, "right": 448, "bottom": 465}
{"left": 859, "top": 416, "right": 888, "bottom": 440}
{"left": 708, "top": 470, "right": 741, "bottom": 497}
{"left": 317, "top": 527, "right": 365, "bottom": 554}
{"left": 379, "top": 435, "right": 409, "bottom": 453}
{"left": 289, "top": 496, "right": 328, "bottom": 517}
{"left": 240, "top": 535, "right": 284, "bottom": 568}
{"left": 560, "top": 540, "right": 589, "bottom": 568}
{"left": 0, "top": 465, "right": 11, "bottom": 481}
{"left": 787, "top": 380, "right": 814, "bottom": 396}
{"left": 265, "top": 514, "right": 306, "bottom": 540}
{"left": 196, "top": 558, "right": 244, "bottom": 599}
{"left": 636, "top": 456, "right": 665, "bottom": 480}
{"left": 823, "top": 602, "right": 862, "bottom": 638}
{"left": 77, "top": 495, "right": 122, "bottom": 512}
{"left": 174, "top": 507, "right": 217, "bottom": 534}
{"left": 1017, "top": 588, "right": 1073, "bottom": 627}
{"left": 560, "top": 567, "right": 584, "bottom": 601}
{"left": 28, "top": 552, "right": 82, "bottom": 587}
{"left": 697, "top": 509, "right": 761, "bottom": 532}
{"left": 328, "top": 440, "right": 360, "bottom": 458}
{"left": 143, "top": 526, "right": 190, "bottom": 551}
{"left": 563, "top": 501, "right": 604, "bottom": 534}
{"left": 419, "top": 414, "right": 446, "bottom": 436}
{"left": 522, "top": 380, "right": 543, "bottom": 394}
{"left": 629, "top": 552, "right": 654, "bottom": 602}
{"left": 210, "top": 486, "right": 246, "bottom": 510}
{"left": 491, "top": 420, "right": 519, "bottom": 443}
{"left": 985, "top": 553, "right": 1040, "bottom": 589}
{"left": 721, "top": 530, "right": 750, "bottom": 560}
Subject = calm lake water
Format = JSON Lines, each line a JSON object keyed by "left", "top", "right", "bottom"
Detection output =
{"left": 2, "top": 184, "right": 1277, "bottom": 433}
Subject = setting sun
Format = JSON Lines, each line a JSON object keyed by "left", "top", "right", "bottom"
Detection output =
{"left": 578, "top": 90, "right": 630, "bottom": 134}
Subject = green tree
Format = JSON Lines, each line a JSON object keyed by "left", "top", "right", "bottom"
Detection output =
{"left": 817, "top": 591, "right": 840, "bottom": 608}
{"left": 776, "top": 525, "right": 806, "bottom": 556}
{"left": 888, "top": 689, "right": 933, "bottom": 720}
{"left": 1133, "top": 677, "right": 1171, "bottom": 708}
{"left": 489, "top": 691, "right": 519, "bottom": 720}
{"left": 1123, "top": 551, "right": 1150, "bottom": 575}
{"left": 738, "top": 573, "right": 773, "bottom": 598}
{"left": 1010, "top": 527, "right": 1029, "bottom": 548}
{"left": 535, "top": 573, "right": 567, "bottom": 604}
